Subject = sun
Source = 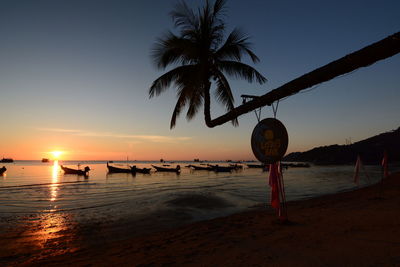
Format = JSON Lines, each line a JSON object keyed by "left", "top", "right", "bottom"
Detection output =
{"left": 51, "top": 151, "right": 63, "bottom": 159}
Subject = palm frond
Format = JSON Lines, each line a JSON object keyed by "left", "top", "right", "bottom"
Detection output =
{"left": 152, "top": 32, "right": 196, "bottom": 69}
{"left": 212, "top": 0, "right": 227, "bottom": 39}
{"left": 215, "top": 28, "right": 260, "bottom": 63}
{"left": 213, "top": 72, "right": 233, "bottom": 108}
{"left": 213, "top": 0, "right": 227, "bottom": 16}
{"left": 169, "top": 67, "right": 204, "bottom": 127}
{"left": 186, "top": 88, "right": 203, "bottom": 120}
{"left": 170, "top": 1, "right": 199, "bottom": 36}
{"left": 149, "top": 65, "right": 196, "bottom": 98}
{"left": 170, "top": 90, "right": 188, "bottom": 129}
{"left": 213, "top": 70, "right": 238, "bottom": 126}
{"left": 218, "top": 60, "right": 267, "bottom": 84}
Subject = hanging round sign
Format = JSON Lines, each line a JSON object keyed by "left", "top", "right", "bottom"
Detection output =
{"left": 251, "top": 118, "right": 289, "bottom": 164}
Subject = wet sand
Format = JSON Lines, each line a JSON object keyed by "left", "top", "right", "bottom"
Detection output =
{"left": 4, "top": 172, "right": 400, "bottom": 266}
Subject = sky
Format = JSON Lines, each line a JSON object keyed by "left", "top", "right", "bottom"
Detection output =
{"left": 0, "top": 0, "right": 399, "bottom": 161}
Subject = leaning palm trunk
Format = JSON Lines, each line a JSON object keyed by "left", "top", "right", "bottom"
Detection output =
{"left": 205, "top": 31, "right": 400, "bottom": 128}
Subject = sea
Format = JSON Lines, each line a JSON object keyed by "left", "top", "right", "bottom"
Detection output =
{"left": 0, "top": 160, "right": 397, "bottom": 261}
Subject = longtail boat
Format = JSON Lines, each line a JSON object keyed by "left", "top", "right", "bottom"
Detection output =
{"left": 246, "top": 164, "right": 265, "bottom": 168}
{"left": 188, "top": 165, "right": 213, "bottom": 171}
{"left": 134, "top": 166, "right": 152, "bottom": 174}
{"left": 152, "top": 165, "right": 180, "bottom": 173}
{"left": 61, "top": 165, "right": 90, "bottom": 176}
{"left": 208, "top": 164, "right": 235, "bottom": 172}
{"left": 107, "top": 162, "right": 136, "bottom": 174}
{"left": 0, "top": 166, "right": 6, "bottom": 175}
{"left": 229, "top": 163, "right": 243, "bottom": 170}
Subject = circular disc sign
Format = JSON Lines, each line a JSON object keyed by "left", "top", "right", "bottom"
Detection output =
{"left": 251, "top": 118, "right": 288, "bottom": 164}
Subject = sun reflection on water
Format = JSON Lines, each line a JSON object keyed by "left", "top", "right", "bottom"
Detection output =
{"left": 17, "top": 212, "right": 79, "bottom": 259}
{"left": 6, "top": 161, "right": 80, "bottom": 260}
{"left": 50, "top": 160, "right": 59, "bottom": 202}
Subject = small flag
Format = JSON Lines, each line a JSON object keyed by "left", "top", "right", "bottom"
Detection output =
{"left": 382, "top": 151, "right": 389, "bottom": 178}
{"left": 353, "top": 155, "right": 361, "bottom": 185}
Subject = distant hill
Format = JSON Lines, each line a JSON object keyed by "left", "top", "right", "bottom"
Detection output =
{"left": 283, "top": 127, "right": 400, "bottom": 165}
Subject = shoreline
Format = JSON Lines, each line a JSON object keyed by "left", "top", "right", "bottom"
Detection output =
{"left": 16, "top": 172, "right": 399, "bottom": 266}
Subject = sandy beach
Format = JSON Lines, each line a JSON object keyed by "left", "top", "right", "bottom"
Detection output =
{"left": 1, "top": 0, "right": 399, "bottom": 266}
{"left": 8, "top": 171, "right": 396, "bottom": 266}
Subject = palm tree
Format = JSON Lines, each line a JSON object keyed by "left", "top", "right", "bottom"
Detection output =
{"left": 149, "top": 0, "right": 266, "bottom": 129}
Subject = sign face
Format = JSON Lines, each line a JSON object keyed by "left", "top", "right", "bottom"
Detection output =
{"left": 251, "top": 118, "right": 288, "bottom": 164}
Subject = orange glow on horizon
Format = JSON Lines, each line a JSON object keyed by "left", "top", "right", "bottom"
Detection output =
{"left": 3, "top": 137, "right": 261, "bottom": 161}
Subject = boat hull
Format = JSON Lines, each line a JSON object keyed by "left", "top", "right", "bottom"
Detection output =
{"left": 61, "top": 166, "right": 89, "bottom": 176}
{"left": 135, "top": 167, "right": 151, "bottom": 174}
{"left": 189, "top": 165, "right": 213, "bottom": 171}
{"left": 151, "top": 165, "right": 180, "bottom": 173}
{"left": 208, "top": 165, "right": 235, "bottom": 172}
{"left": 246, "top": 164, "right": 264, "bottom": 168}
{"left": 107, "top": 162, "right": 136, "bottom": 174}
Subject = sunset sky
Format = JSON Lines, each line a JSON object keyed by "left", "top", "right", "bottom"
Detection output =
{"left": 0, "top": 0, "right": 399, "bottom": 161}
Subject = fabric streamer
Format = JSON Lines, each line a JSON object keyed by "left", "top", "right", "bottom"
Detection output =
{"left": 268, "top": 162, "right": 288, "bottom": 221}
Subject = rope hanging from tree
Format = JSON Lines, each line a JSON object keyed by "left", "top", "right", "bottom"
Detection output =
{"left": 272, "top": 100, "right": 280, "bottom": 118}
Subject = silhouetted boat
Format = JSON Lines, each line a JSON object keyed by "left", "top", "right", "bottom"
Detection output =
{"left": 208, "top": 164, "right": 235, "bottom": 172}
{"left": 152, "top": 165, "right": 180, "bottom": 173}
{"left": 41, "top": 158, "right": 49, "bottom": 163}
{"left": 61, "top": 165, "right": 90, "bottom": 176}
{"left": 1, "top": 158, "right": 13, "bottom": 163}
{"left": 229, "top": 163, "right": 243, "bottom": 170}
{"left": 0, "top": 166, "right": 6, "bottom": 175}
{"left": 107, "top": 162, "right": 135, "bottom": 174}
{"left": 134, "top": 166, "right": 152, "bottom": 174}
{"left": 246, "top": 164, "right": 265, "bottom": 168}
{"left": 188, "top": 165, "right": 213, "bottom": 171}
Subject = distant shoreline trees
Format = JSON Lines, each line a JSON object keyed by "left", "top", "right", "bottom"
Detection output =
{"left": 284, "top": 127, "right": 400, "bottom": 165}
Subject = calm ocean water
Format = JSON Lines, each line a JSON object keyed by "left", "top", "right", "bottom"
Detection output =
{"left": 0, "top": 160, "right": 395, "bottom": 248}
{"left": 0, "top": 160, "right": 389, "bottom": 218}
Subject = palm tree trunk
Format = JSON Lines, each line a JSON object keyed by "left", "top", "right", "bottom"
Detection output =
{"left": 205, "top": 31, "right": 400, "bottom": 128}
{"left": 204, "top": 81, "right": 213, "bottom": 128}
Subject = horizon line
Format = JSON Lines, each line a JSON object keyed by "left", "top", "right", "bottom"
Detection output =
{"left": 4, "top": 159, "right": 259, "bottom": 162}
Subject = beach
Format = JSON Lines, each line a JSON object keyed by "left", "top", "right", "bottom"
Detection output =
{"left": 1, "top": 0, "right": 399, "bottom": 266}
{"left": 7, "top": 171, "right": 397, "bottom": 266}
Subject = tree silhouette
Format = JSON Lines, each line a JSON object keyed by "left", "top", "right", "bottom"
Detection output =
{"left": 149, "top": 0, "right": 266, "bottom": 128}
